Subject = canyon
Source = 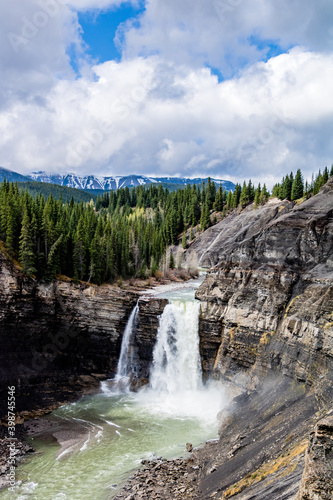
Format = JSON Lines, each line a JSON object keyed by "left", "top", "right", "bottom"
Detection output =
{"left": 1, "top": 179, "right": 333, "bottom": 498}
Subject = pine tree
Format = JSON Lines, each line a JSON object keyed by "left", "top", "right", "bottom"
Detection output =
{"left": 226, "top": 190, "right": 233, "bottom": 210}
{"left": 89, "top": 235, "right": 102, "bottom": 284}
{"left": 169, "top": 252, "right": 175, "bottom": 269}
{"left": 282, "top": 174, "right": 292, "bottom": 200}
{"left": 200, "top": 202, "right": 211, "bottom": 231}
{"left": 181, "top": 231, "right": 187, "bottom": 249}
{"left": 232, "top": 184, "right": 241, "bottom": 208}
{"left": 73, "top": 217, "right": 86, "bottom": 280}
{"left": 213, "top": 185, "right": 223, "bottom": 212}
{"left": 272, "top": 183, "right": 281, "bottom": 198}
{"left": 259, "top": 184, "right": 269, "bottom": 205}
{"left": 254, "top": 184, "right": 261, "bottom": 208}
{"left": 247, "top": 180, "right": 255, "bottom": 202}
{"left": 19, "top": 208, "right": 36, "bottom": 275}
{"left": 291, "top": 169, "right": 304, "bottom": 201}
{"left": 239, "top": 182, "right": 249, "bottom": 207}
{"left": 46, "top": 235, "right": 63, "bottom": 281}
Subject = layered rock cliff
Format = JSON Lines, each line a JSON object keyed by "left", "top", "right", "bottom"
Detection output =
{"left": 191, "top": 179, "right": 333, "bottom": 498}
{"left": 196, "top": 180, "right": 333, "bottom": 392}
{"left": 0, "top": 257, "right": 133, "bottom": 418}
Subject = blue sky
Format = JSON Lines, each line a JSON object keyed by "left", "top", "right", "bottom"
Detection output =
{"left": 78, "top": 3, "right": 145, "bottom": 64}
{"left": 1, "top": 0, "right": 333, "bottom": 185}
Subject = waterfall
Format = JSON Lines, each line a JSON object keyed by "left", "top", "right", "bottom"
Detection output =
{"left": 115, "top": 301, "right": 139, "bottom": 384}
{"left": 150, "top": 299, "right": 202, "bottom": 393}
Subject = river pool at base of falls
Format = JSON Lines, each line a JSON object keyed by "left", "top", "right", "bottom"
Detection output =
{"left": 2, "top": 279, "right": 229, "bottom": 500}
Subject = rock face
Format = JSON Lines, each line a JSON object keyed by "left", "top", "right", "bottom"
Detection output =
{"left": 0, "top": 254, "right": 136, "bottom": 417}
{"left": 196, "top": 181, "right": 333, "bottom": 392}
{"left": 0, "top": 254, "right": 167, "bottom": 419}
{"left": 131, "top": 297, "right": 168, "bottom": 381}
{"left": 191, "top": 180, "right": 333, "bottom": 498}
{"left": 297, "top": 415, "right": 333, "bottom": 500}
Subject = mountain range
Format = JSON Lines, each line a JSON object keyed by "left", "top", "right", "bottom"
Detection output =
{"left": 0, "top": 167, "right": 235, "bottom": 192}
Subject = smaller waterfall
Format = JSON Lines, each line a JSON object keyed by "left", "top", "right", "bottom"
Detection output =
{"left": 115, "top": 301, "right": 139, "bottom": 386}
{"left": 150, "top": 299, "right": 202, "bottom": 393}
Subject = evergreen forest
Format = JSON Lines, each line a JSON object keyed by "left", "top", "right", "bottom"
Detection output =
{"left": 0, "top": 166, "right": 332, "bottom": 285}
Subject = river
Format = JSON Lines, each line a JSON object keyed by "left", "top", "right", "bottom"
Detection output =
{"left": 1, "top": 278, "right": 228, "bottom": 500}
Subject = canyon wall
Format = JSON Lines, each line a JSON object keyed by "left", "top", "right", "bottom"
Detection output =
{"left": 195, "top": 181, "right": 333, "bottom": 395}
{"left": 189, "top": 180, "right": 333, "bottom": 499}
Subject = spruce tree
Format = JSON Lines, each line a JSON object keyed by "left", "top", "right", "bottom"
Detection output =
{"left": 282, "top": 174, "right": 292, "bottom": 200}
{"left": 254, "top": 184, "right": 261, "bottom": 208}
{"left": 291, "top": 169, "right": 304, "bottom": 201}
{"left": 232, "top": 184, "right": 241, "bottom": 208}
{"left": 181, "top": 231, "right": 187, "bottom": 249}
{"left": 322, "top": 166, "right": 329, "bottom": 184}
{"left": 259, "top": 184, "right": 269, "bottom": 205}
{"left": 226, "top": 190, "right": 233, "bottom": 210}
{"left": 239, "top": 182, "right": 249, "bottom": 207}
{"left": 19, "top": 208, "right": 36, "bottom": 275}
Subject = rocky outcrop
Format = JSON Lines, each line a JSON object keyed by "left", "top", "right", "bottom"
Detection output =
{"left": 196, "top": 181, "right": 333, "bottom": 392}
{"left": 297, "top": 415, "right": 333, "bottom": 500}
{"left": 191, "top": 180, "right": 333, "bottom": 498}
{"left": 184, "top": 198, "right": 295, "bottom": 269}
{"left": 132, "top": 297, "right": 168, "bottom": 381}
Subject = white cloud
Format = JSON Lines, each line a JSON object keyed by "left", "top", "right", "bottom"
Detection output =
{"left": 121, "top": 0, "right": 333, "bottom": 76}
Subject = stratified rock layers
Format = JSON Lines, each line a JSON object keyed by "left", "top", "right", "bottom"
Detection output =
{"left": 196, "top": 181, "right": 333, "bottom": 395}
{"left": 192, "top": 180, "right": 333, "bottom": 499}
{"left": 297, "top": 416, "right": 333, "bottom": 500}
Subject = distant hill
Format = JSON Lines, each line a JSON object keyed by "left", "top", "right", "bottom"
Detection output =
{"left": 18, "top": 181, "right": 97, "bottom": 203}
{"left": 0, "top": 166, "right": 31, "bottom": 183}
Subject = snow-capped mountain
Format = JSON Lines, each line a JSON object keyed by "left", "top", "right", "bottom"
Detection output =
{"left": 27, "top": 172, "right": 235, "bottom": 191}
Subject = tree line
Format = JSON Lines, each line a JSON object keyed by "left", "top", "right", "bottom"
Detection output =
{"left": 272, "top": 166, "right": 333, "bottom": 201}
{"left": 0, "top": 165, "right": 332, "bottom": 284}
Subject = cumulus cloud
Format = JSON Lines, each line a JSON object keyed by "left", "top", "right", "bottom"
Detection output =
{"left": 122, "top": 0, "right": 333, "bottom": 75}
{"left": 0, "top": 0, "right": 332, "bottom": 185}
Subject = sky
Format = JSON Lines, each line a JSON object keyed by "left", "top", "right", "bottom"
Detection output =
{"left": 0, "top": 0, "right": 333, "bottom": 186}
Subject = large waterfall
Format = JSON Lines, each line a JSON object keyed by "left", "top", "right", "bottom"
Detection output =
{"left": 150, "top": 299, "right": 202, "bottom": 393}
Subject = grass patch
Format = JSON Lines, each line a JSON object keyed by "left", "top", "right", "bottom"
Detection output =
{"left": 222, "top": 440, "right": 308, "bottom": 498}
